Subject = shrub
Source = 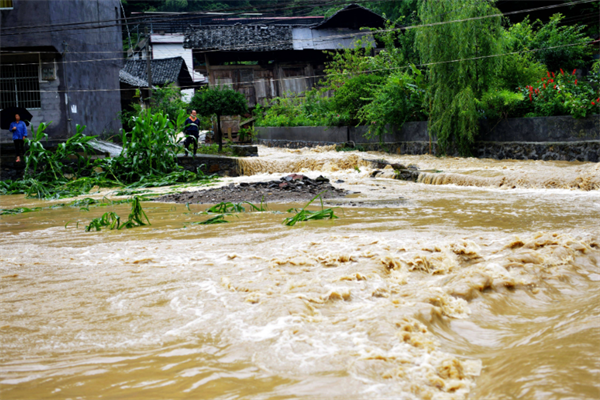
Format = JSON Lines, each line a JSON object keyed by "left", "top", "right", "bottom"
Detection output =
{"left": 519, "top": 70, "right": 600, "bottom": 119}
{"left": 328, "top": 74, "right": 384, "bottom": 125}
{"left": 358, "top": 65, "right": 427, "bottom": 139}
{"left": 480, "top": 89, "right": 525, "bottom": 119}
{"left": 506, "top": 14, "right": 593, "bottom": 72}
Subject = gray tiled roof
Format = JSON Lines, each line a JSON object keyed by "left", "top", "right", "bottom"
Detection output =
{"left": 183, "top": 4, "right": 386, "bottom": 52}
{"left": 184, "top": 25, "right": 294, "bottom": 52}
{"left": 122, "top": 57, "right": 192, "bottom": 86}
{"left": 119, "top": 70, "right": 151, "bottom": 87}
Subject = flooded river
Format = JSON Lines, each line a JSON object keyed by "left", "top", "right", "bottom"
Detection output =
{"left": 1, "top": 146, "right": 599, "bottom": 399}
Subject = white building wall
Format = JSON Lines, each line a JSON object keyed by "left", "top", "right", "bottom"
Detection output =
{"left": 151, "top": 34, "right": 203, "bottom": 102}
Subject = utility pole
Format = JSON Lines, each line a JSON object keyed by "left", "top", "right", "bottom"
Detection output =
{"left": 145, "top": 26, "right": 152, "bottom": 103}
{"left": 62, "top": 41, "right": 72, "bottom": 137}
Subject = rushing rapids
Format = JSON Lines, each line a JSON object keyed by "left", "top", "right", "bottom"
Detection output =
{"left": 1, "top": 145, "right": 599, "bottom": 399}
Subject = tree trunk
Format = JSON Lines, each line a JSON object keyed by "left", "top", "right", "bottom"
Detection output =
{"left": 216, "top": 114, "right": 223, "bottom": 152}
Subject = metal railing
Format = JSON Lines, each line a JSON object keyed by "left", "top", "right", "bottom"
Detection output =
{"left": 0, "top": 64, "right": 41, "bottom": 109}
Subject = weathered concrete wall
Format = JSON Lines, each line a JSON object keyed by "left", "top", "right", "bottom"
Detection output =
{"left": 257, "top": 126, "right": 348, "bottom": 144}
{"left": 256, "top": 115, "right": 600, "bottom": 161}
{"left": 1, "top": 0, "right": 123, "bottom": 139}
{"left": 479, "top": 115, "right": 599, "bottom": 142}
{"left": 177, "top": 155, "right": 241, "bottom": 177}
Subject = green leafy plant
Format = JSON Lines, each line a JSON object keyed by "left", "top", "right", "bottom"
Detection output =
{"left": 205, "top": 202, "right": 246, "bottom": 214}
{"left": 0, "top": 206, "right": 44, "bottom": 215}
{"left": 84, "top": 196, "right": 150, "bottom": 232}
{"left": 204, "top": 199, "right": 268, "bottom": 214}
{"left": 195, "top": 214, "right": 230, "bottom": 225}
{"left": 25, "top": 123, "right": 97, "bottom": 181}
{"left": 358, "top": 65, "right": 428, "bottom": 139}
{"left": 85, "top": 212, "right": 122, "bottom": 232}
{"left": 283, "top": 192, "right": 339, "bottom": 226}
{"left": 519, "top": 69, "right": 600, "bottom": 119}
{"left": 508, "top": 14, "right": 593, "bottom": 73}
{"left": 238, "top": 126, "right": 256, "bottom": 143}
{"left": 480, "top": 89, "right": 525, "bottom": 119}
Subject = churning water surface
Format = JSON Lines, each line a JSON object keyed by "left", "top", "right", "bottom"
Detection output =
{"left": 1, "top": 146, "right": 599, "bottom": 399}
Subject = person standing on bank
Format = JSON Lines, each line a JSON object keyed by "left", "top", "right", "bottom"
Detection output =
{"left": 10, "top": 114, "right": 28, "bottom": 163}
{"left": 183, "top": 110, "right": 201, "bottom": 156}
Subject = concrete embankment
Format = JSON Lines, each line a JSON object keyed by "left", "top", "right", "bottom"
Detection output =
{"left": 256, "top": 114, "right": 600, "bottom": 162}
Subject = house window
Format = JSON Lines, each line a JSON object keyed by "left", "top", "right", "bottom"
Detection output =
{"left": 0, "top": 64, "right": 41, "bottom": 109}
{"left": 0, "top": 0, "right": 13, "bottom": 9}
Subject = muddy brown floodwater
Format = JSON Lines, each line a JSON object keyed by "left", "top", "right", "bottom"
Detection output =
{"left": 1, "top": 146, "right": 599, "bottom": 400}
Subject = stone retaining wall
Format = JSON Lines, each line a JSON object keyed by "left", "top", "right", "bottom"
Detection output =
{"left": 177, "top": 154, "right": 240, "bottom": 177}
{"left": 256, "top": 115, "right": 600, "bottom": 161}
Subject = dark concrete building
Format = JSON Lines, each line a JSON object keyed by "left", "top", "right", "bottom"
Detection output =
{"left": 0, "top": 0, "right": 123, "bottom": 140}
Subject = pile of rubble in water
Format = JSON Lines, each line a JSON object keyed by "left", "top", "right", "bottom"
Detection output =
{"left": 155, "top": 174, "right": 348, "bottom": 204}
{"left": 363, "top": 159, "right": 421, "bottom": 181}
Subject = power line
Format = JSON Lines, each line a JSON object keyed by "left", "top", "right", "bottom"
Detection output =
{"left": 2, "top": 41, "right": 594, "bottom": 95}
{"left": 1, "top": 1, "right": 597, "bottom": 67}
{"left": 0, "top": 0, "right": 596, "bottom": 36}
{"left": 0, "top": 0, "right": 378, "bottom": 32}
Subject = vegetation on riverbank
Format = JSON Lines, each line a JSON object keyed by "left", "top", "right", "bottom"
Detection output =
{"left": 1, "top": 110, "right": 218, "bottom": 200}
{"left": 254, "top": 1, "right": 599, "bottom": 155}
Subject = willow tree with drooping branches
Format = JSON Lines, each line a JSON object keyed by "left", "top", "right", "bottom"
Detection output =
{"left": 416, "top": 0, "right": 503, "bottom": 155}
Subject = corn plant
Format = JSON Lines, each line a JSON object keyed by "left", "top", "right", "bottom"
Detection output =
{"left": 2, "top": 110, "right": 218, "bottom": 201}
{"left": 205, "top": 202, "right": 246, "bottom": 214}
{"left": 283, "top": 192, "right": 339, "bottom": 226}
{"left": 122, "top": 196, "right": 151, "bottom": 228}
{"left": 0, "top": 206, "right": 44, "bottom": 215}
{"left": 243, "top": 198, "right": 268, "bottom": 212}
{"left": 25, "top": 124, "right": 97, "bottom": 181}
{"left": 194, "top": 214, "right": 230, "bottom": 225}
{"left": 204, "top": 198, "right": 268, "bottom": 214}
{"left": 84, "top": 196, "right": 150, "bottom": 232}
{"left": 85, "top": 212, "right": 121, "bottom": 232}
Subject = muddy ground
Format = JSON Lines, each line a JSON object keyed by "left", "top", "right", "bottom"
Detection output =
{"left": 155, "top": 174, "right": 350, "bottom": 204}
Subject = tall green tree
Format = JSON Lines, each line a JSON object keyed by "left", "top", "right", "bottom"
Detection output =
{"left": 190, "top": 86, "right": 248, "bottom": 152}
{"left": 416, "top": 0, "right": 503, "bottom": 155}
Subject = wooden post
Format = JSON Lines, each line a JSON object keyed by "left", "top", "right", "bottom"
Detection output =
{"left": 227, "top": 126, "right": 232, "bottom": 141}
{"left": 204, "top": 53, "right": 211, "bottom": 86}
{"left": 145, "top": 26, "right": 152, "bottom": 103}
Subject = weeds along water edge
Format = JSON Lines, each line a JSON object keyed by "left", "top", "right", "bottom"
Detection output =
{"left": 1, "top": 111, "right": 219, "bottom": 200}
{"left": 83, "top": 196, "right": 151, "bottom": 232}
{"left": 283, "top": 192, "right": 340, "bottom": 226}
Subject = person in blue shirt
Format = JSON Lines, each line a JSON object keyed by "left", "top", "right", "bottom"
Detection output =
{"left": 183, "top": 110, "right": 201, "bottom": 156}
{"left": 10, "top": 114, "right": 28, "bottom": 163}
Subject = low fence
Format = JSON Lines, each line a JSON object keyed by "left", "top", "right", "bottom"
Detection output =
{"left": 255, "top": 115, "right": 600, "bottom": 162}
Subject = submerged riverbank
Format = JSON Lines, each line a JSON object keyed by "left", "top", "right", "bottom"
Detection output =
{"left": 1, "top": 145, "right": 599, "bottom": 399}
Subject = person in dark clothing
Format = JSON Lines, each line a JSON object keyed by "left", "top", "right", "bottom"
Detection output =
{"left": 10, "top": 114, "right": 28, "bottom": 163}
{"left": 183, "top": 110, "right": 201, "bottom": 156}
